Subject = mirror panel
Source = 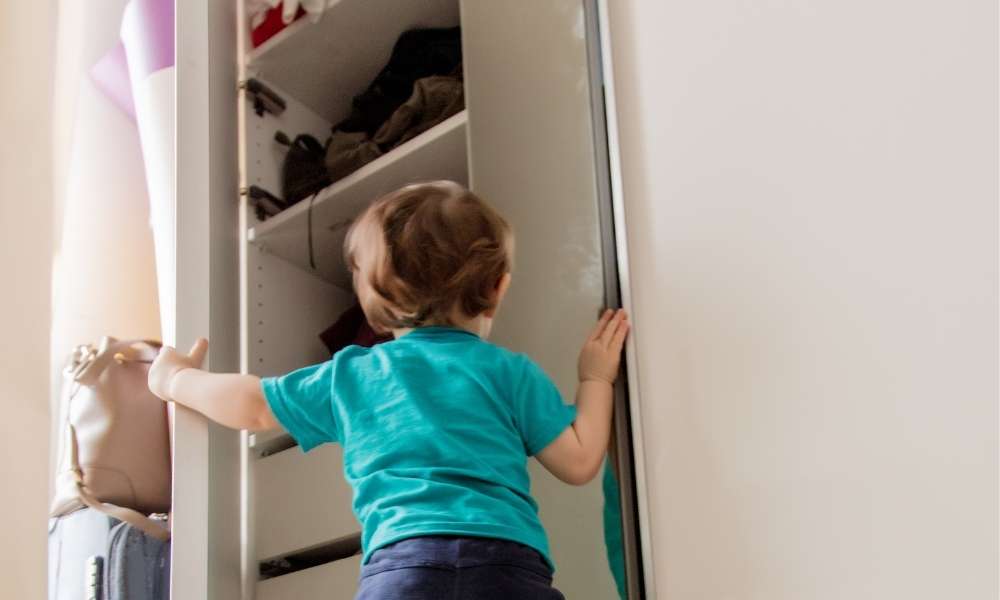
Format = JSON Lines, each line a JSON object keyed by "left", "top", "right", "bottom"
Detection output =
{"left": 461, "top": 1, "right": 635, "bottom": 597}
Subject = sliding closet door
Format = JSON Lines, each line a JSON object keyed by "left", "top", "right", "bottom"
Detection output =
{"left": 174, "top": 1, "right": 241, "bottom": 599}
{"left": 605, "top": 0, "right": 998, "bottom": 598}
{"left": 461, "top": 2, "right": 640, "bottom": 598}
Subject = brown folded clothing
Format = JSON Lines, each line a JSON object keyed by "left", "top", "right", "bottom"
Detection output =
{"left": 374, "top": 74, "right": 465, "bottom": 150}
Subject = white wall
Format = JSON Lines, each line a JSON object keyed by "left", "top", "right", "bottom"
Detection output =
{"left": 605, "top": 0, "right": 998, "bottom": 598}
{"left": 0, "top": 2, "right": 56, "bottom": 599}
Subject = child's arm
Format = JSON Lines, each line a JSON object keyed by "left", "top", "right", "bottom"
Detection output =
{"left": 148, "top": 339, "right": 280, "bottom": 432}
{"left": 537, "top": 309, "right": 629, "bottom": 485}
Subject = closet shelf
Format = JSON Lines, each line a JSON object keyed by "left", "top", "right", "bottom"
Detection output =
{"left": 248, "top": 110, "right": 469, "bottom": 290}
{"left": 246, "top": 0, "right": 460, "bottom": 122}
{"left": 249, "top": 430, "right": 297, "bottom": 457}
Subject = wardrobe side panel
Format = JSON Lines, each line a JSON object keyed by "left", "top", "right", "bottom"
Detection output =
{"left": 254, "top": 444, "right": 358, "bottom": 561}
{"left": 240, "top": 62, "right": 357, "bottom": 586}
{"left": 174, "top": 0, "right": 241, "bottom": 599}
{"left": 242, "top": 246, "right": 356, "bottom": 583}
{"left": 246, "top": 249, "right": 353, "bottom": 378}
{"left": 460, "top": 3, "right": 617, "bottom": 599}
{"left": 240, "top": 89, "right": 350, "bottom": 378}
{"left": 239, "top": 79, "right": 332, "bottom": 208}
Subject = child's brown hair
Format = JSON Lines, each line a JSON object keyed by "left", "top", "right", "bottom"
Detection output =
{"left": 344, "top": 180, "right": 513, "bottom": 331}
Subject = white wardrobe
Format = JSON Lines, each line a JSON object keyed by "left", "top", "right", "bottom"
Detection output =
{"left": 172, "top": 1, "right": 649, "bottom": 599}
{"left": 169, "top": 0, "right": 999, "bottom": 598}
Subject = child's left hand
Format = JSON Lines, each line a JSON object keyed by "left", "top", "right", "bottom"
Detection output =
{"left": 148, "top": 338, "right": 209, "bottom": 401}
{"left": 577, "top": 309, "right": 629, "bottom": 385}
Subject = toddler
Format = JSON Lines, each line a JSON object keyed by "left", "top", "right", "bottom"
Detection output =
{"left": 148, "top": 180, "right": 629, "bottom": 599}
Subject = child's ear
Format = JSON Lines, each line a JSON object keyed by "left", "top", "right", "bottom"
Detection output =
{"left": 484, "top": 273, "right": 512, "bottom": 318}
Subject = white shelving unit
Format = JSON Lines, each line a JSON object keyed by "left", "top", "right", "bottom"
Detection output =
{"left": 236, "top": 2, "right": 467, "bottom": 598}
{"left": 256, "top": 554, "right": 362, "bottom": 600}
{"left": 254, "top": 444, "right": 358, "bottom": 561}
{"left": 246, "top": 0, "right": 461, "bottom": 122}
{"left": 248, "top": 110, "right": 468, "bottom": 289}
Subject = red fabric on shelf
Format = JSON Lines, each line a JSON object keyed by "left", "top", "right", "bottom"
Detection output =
{"left": 251, "top": 3, "right": 306, "bottom": 49}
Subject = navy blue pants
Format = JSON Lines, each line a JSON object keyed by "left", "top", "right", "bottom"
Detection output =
{"left": 355, "top": 536, "right": 566, "bottom": 600}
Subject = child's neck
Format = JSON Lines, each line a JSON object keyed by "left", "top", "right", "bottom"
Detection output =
{"left": 392, "top": 312, "right": 493, "bottom": 340}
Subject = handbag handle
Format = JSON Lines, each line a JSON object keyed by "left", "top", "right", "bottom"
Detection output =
{"left": 72, "top": 338, "right": 160, "bottom": 386}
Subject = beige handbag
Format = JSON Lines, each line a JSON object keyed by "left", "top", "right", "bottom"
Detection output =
{"left": 50, "top": 337, "right": 171, "bottom": 540}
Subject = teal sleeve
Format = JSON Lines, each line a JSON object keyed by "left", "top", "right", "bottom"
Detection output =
{"left": 514, "top": 356, "right": 577, "bottom": 456}
{"left": 261, "top": 360, "right": 340, "bottom": 452}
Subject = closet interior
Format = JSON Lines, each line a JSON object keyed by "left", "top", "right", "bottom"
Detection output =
{"left": 188, "top": 1, "right": 647, "bottom": 598}
{"left": 237, "top": 1, "right": 465, "bottom": 597}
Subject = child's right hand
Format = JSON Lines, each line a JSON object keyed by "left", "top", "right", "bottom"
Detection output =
{"left": 148, "top": 338, "right": 209, "bottom": 401}
{"left": 577, "top": 309, "right": 629, "bottom": 384}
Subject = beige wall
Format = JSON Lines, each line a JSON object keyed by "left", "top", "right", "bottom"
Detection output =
{"left": 0, "top": 1, "right": 57, "bottom": 599}
{"left": 50, "top": 0, "right": 161, "bottom": 366}
{"left": 606, "top": 0, "right": 998, "bottom": 598}
{"left": 47, "top": 1, "right": 162, "bottom": 483}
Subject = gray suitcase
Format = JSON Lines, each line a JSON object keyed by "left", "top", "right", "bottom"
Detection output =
{"left": 48, "top": 509, "right": 170, "bottom": 600}
{"left": 105, "top": 519, "right": 170, "bottom": 600}
{"left": 49, "top": 509, "right": 118, "bottom": 600}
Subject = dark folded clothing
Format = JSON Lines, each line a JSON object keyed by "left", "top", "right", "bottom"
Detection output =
{"left": 320, "top": 304, "right": 392, "bottom": 356}
{"left": 324, "top": 130, "right": 383, "bottom": 183}
{"left": 336, "top": 27, "right": 463, "bottom": 137}
{"left": 325, "top": 73, "right": 464, "bottom": 180}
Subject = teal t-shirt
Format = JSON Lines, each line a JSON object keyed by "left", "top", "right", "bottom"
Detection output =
{"left": 602, "top": 457, "right": 627, "bottom": 599}
{"left": 260, "top": 326, "right": 576, "bottom": 569}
